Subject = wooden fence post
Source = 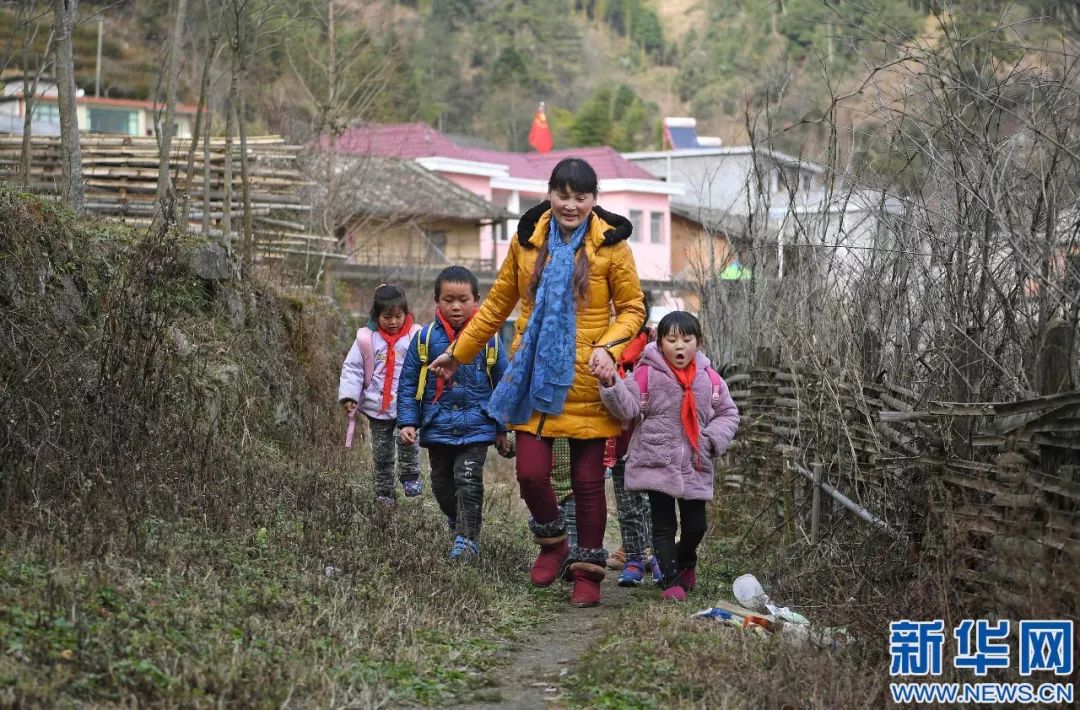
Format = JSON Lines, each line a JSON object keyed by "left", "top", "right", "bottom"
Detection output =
{"left": 1038, "top": 320, "right": 1077, "bottom": 474}
{"left": 782, "top": 458, "right": 795, "bottom": 544}
{"left": 810, "top": 461, "right": 823, "bottom": 545}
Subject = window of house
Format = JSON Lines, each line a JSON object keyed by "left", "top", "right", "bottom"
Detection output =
{"left": 629, "top": 209, "right": 643, "bottom": 242}
{"left": 496, "top": 221, "right": 508, "bottom": 241}
{"left": 801, "top": 171, "right": 812, "bottom": 191}
{"left": 425, "top": 229, "right": 448, "bottom": 262}
{"left": 649, "top": 212, "right": 663, "bottom": 244}
{"left": 30, "top": 102, "right": 61, "bottom": 124}
{"left": 88, "top": 107, "right": 138, "bottom": 135}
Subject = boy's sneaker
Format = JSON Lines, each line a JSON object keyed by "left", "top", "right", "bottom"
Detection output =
{"left": 402, "top": 480, "right": 422, "bottom": 497}
{"left": 449, "top": 535, "right": 478, "bottom": 561}
{"left": 648, "top": 556, "right": 662, "bottom": 583}
{"left": 617, "top": 560, "right": 645, "bottom": 587}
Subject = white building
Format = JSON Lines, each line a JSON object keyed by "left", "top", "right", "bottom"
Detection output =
{"left": 1, "top": 76, "right": 197, "bottom": 138}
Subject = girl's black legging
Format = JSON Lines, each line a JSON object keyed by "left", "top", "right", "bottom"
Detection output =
{"left": 648, "top": 491, "right": 707, "bottom": 587}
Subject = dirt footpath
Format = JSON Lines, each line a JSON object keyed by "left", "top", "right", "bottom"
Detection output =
{"left": 463, "top": 572, "right": 636, "bottom": 709}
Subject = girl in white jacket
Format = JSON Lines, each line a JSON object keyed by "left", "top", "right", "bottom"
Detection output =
{"left": 338, "top": 284, "right": 422, "bottom": 503}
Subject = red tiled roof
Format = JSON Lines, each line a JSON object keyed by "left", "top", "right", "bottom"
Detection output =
{"left": 325, "top": 122, "right": 657, "bottom": 182}
{"left": 517, "top": 146, "right": 656, "bottom": 181}
{"left": 327, "top": 122, "right": 467, "bottom": 160}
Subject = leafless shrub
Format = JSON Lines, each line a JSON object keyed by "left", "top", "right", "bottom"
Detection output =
{"left": 690, "top": 9, "right": 1079, "bottom": 622}
{"left": 0, "top": 187, "right": 343, "bottom": 549}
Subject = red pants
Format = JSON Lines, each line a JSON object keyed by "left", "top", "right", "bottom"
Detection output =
{"left": 516, "top": 436, "right": 606, "bottom": 550}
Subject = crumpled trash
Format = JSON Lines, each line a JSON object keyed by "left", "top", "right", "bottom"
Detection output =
{"left": 733, "top": 573, "right": 810, "bottom": 624}
{"left": 779, "top": 622, "right": 851, "bottom": 650}
{"left": 692, "top": 573, "right": 850, "bottom": 650}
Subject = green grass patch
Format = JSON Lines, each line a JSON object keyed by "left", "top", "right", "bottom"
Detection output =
{"left": 0, "top": 492, "right": 560, "bottom": 706}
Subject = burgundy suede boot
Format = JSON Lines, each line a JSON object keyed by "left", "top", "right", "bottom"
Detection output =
{"left": 530, "top": 536, "right": 569, "bottom": 587}
{"left": 569, "top": 562, "right": 605, "bottom": 607}
{"left": 676, "top": 566, "right": 697, "bottom": 592}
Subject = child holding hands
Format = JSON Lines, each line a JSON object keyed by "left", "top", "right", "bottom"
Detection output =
{"left": 598, "top": 311, "right": 740, "bottom": 601}
{"left": 397, "top": 266, "right": 511, "bottom": 559}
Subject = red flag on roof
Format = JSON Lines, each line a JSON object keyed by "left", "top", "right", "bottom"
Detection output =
{"left": 528, "top": 102, "right": 553, "bottom": 154}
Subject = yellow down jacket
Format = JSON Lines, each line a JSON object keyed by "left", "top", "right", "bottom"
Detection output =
{"left": 449, "top": 202, "right": 645, "bottom": 439}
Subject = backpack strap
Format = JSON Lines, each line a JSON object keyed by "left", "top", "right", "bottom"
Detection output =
{"left": 634, "top": 364, "right": 651, "bottom": 416}
{"left": 414, "top": 324, "right": 434, "bottom": 401}
{"left": 635, "top": 364, "right": 720, "bottom": 413}
{"left": 706, "top": 367, "right": 722, "bottom": 407}
{"left": 356, "top": 327, "right": 375, "bottom": 391}
{"left": 485, "top": 336, "right": 499, "bottom": 385}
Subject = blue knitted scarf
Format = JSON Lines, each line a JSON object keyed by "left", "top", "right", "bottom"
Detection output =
{"left": 488, "top": 214, "right": 589, "bottom": 426}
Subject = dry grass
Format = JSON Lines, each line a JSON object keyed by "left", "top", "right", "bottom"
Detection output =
{"left": 559, "top": 481, "right": 939, "bottom": 708}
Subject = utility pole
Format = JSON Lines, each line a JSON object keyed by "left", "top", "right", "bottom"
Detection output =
{"left": 94, "top": 16, "right": 102, "bottom": 97}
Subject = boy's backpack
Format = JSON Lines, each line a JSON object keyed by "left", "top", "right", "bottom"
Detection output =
{"left": 355, "top": 323, "right": 422, "bottom": 391}
{"left": 414, "top": 323, "right": 499, "bottom": 401}
{"left": 634, "top": 364, "right": 722, "bottom": 417}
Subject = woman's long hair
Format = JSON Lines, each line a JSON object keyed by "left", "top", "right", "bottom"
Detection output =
{"left": 530, "top": 158, "right": 597, "bottom": 303}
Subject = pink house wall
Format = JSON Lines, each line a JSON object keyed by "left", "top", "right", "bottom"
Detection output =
{"left": 597, "top": 191, "right": 671, "bottom": 281}
{"left": 439, "top": 172, "right": 493, "bottom": 199}
{"left": 434, "top": 170, "right": 497, "bottom": 261}
{"left": 492, "top": 189, "right": 672, "bottom": 281}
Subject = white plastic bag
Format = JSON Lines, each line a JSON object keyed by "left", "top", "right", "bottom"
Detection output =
{"left": 732, "top": 573, "right": 772, "bottom": 612}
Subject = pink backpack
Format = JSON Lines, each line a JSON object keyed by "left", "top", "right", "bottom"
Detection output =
{"left": 634, "top": 363, "right": 722, "bottom": 416}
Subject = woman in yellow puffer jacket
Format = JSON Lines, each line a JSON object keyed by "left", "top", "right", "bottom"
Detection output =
{"left": 430, "top": 158, "right": 645, "bottom": 607}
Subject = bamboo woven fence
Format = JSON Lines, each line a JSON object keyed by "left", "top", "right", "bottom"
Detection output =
{"left": 722, "top": 351, "right": 1080, "bottom": 617}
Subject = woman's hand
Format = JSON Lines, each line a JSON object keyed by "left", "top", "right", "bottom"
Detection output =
{"left": 589, "top": 347, "right": 616, "bottom": 383}
{"left": 429, "top": 352, "right": 460, "bottom": 380}
{"left": 496, "top": 432, "right": 514, "bottom": 458}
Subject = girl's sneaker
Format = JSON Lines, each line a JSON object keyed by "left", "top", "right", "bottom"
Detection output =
{"left": 617, "top": 560, "right": 645, "bottom": 587}
{"left": 660, "top": 585, "right": 687, "bottom": 602}
{"left": 402, "top": 480, "right": 423, "bottom": 497}
{"left": 606, "top": 547, "right": 626, "bottom": 570}
{"left": 449, "top": 535, "right": 479, "bottom": 560}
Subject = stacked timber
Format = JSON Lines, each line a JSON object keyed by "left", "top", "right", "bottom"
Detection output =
{"left": 0, "top": 134, "right": 340, "bottom": 264}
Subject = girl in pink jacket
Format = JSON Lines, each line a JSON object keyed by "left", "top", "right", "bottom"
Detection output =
{"left": 598, "top": 311, "right": 739, "bottom": 601}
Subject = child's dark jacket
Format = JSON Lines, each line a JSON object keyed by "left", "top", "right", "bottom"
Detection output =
{"left": 397, "top": 320, "right": 508, "bottom": 447}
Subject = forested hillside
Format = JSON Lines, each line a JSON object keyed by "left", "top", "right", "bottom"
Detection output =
{"left": 2, "top": 0, "right": 1076, "bottom": 158}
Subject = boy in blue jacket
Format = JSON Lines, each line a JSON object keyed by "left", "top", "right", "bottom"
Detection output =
{"left": 398, "top": 266, "right": 511, "bottom": 559}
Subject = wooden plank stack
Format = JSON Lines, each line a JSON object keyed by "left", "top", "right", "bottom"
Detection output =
{"left": 0, "top": 133, "right": 341, "bottom": 266}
